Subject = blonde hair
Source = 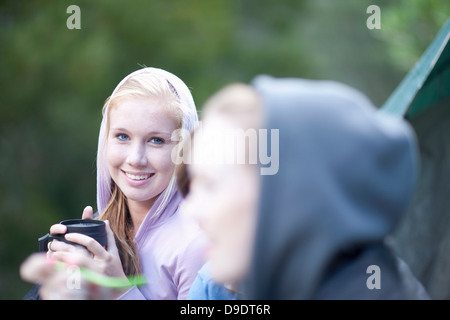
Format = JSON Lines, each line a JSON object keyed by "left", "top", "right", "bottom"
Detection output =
{"left": 177, "top": 84, "right": 263, "bottom": 190}
{"left": 97, "top": 69, "right": 197, "bottom": 276}
{"left": 202, "top": 83, "right": 263, "bottom": 131}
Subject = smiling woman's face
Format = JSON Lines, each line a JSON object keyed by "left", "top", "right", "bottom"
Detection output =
{"left": 106, "top": 97, "right": 178, "bottom": 212}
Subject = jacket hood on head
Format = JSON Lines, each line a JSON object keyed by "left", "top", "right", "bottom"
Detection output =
{"left": 243, "top": 75, "right": 419, "bottom": 299}
{"left": 96, "top": 67, "right": 198, "bottom": 224}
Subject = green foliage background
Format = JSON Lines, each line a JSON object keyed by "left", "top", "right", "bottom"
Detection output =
{"left": 0, "top": 0, "right": 448, "bottom": 299}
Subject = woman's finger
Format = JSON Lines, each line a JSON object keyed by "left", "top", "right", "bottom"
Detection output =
{"left": 64, "top": 233, "right": 109, "bottom": 260}
{"left": 50, "top": 223, "right": 67, "bottom": 235}
{"left": 82, "top": 206, "right": 94, "bottom": 220}
{"left": 48, "top": 239, "right": 77, "bottom": 253}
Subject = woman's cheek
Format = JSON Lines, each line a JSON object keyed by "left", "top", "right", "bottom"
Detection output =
{"left": 106, "top": 143, "right": 126, "bottom": 171}
{"left": 152, "top": 147, "right": 176, "bottom": 175}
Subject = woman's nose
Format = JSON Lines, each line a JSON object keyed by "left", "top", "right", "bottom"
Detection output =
{"left": 127, "top": 142, "right": 148, "bottom": 167}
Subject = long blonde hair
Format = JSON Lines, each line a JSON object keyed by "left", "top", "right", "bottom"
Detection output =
{"left": 97, "top": 68, "right": 198, "bottom": 275}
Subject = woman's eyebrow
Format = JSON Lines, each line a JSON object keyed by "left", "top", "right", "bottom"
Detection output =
{"left": 110, "top": 127, "right": 130, "bottom": 133}
{"left": 110, "top": 127, "right": 172, "bottom": 136}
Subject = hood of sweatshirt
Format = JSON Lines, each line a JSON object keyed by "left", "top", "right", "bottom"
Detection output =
{"left": 243, "top": 75, "right": 419, "bottom": 299}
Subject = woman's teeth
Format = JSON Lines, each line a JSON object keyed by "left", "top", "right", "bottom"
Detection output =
{"left": 125, "top": 172, "right": 152, "bottom": 180}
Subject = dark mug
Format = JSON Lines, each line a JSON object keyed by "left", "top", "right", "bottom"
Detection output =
{"left": 38, "top": 219, "right": 107, "bottom": 252}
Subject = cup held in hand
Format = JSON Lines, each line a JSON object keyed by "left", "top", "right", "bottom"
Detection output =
{"left": 38, "top": 219, "right": 107, "bottom": 252}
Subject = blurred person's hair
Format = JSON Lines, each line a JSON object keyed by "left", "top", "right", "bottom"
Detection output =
{"left": 176, "top": 160, "right": 191, "bottom": 198}
{"left": 176, "top": 84, "right": 264, "bottom": 198}
{"left": 201, "top": 83, "right": 263, "bottom": 131}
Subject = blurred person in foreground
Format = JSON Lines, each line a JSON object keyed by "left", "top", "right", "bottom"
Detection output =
{"left": 181, "top": 75, "right": 429, "bottom": 299}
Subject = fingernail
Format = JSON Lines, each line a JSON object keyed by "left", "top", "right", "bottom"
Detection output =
{"left": 64, "top": 233, "right": 74, "bottom": 240}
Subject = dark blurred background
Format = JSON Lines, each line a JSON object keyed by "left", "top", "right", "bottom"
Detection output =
{"left": 0, "top": 0, "right": 448, "bottom": 299}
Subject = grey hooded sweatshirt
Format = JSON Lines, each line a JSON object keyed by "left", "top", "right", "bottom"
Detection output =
{"left": 243, "top": 75, "right": 424, "bottom": 299}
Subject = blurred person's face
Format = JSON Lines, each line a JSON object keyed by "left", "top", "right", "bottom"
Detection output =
{"left": 107, "top": 97, "right": 178, "bottom": 212}
{"left": 183, "top": 116, "right": 260, "bottom": 285}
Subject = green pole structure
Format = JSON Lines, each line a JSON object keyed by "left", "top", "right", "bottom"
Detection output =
{"left": 382, "top": 18, "right": 450, "bottom": 300}
{"left": 381, "top": 18, "right": 450, "bottom": 119}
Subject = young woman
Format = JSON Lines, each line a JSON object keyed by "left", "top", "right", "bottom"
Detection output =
{"left": 21, "top": 67, "right": 207, "bottom": 299}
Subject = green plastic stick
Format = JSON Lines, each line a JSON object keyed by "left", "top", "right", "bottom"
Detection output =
{"left": 53, "top": 261, "right": 147, "bottom": 288}
{"left": 80, "top": 267, "right": 147, "bottom": 288}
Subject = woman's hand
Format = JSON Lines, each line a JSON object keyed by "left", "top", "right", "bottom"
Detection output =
{"left": 21, "top": 220, "right": 130, "bottom": 299}
{"left": 54, "top": 220, "right": 128, "bottom": 281}
{"left": 47, "top": 206, "right": 94, "bottom": 247}
{"left": 39, "top": 205, "right": 130, "bottom": 299}
{"left": 52, "top": 220, "right": 129, "bottom": 298}
{"left": 20, "top": 251, "right": 124, "bottom": 300}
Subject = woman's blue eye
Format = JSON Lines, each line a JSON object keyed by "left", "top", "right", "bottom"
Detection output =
{"left": 117, "top": 134, "right": 129, "bottom": 141}
{"left": 150, "top": 137, "right": 164, "bottom": 145}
